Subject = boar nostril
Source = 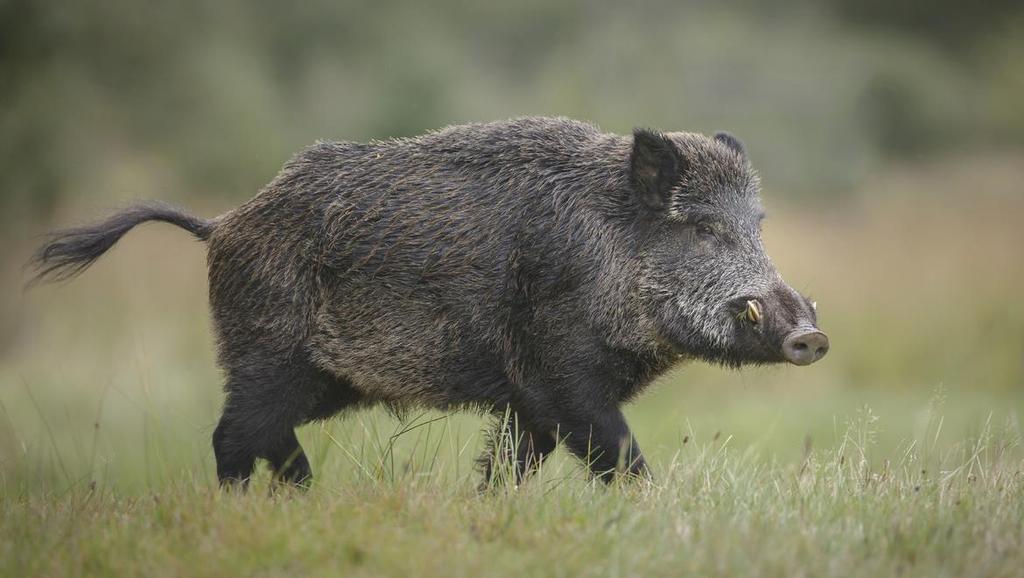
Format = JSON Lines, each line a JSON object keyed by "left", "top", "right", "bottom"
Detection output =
{"left": 782, "top": 330, "right": 829, "bottom": 366}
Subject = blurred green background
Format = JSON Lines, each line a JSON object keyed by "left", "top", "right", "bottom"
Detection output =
{"left": 1, "top": 0, "right": 1022, "bottom": 491}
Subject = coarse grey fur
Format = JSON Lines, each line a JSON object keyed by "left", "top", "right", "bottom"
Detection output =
{"left": 29, "top": 117, "right": 827, "bottom": 487}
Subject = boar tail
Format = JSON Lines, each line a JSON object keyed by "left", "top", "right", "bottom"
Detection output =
{"left": 26, "top": 201, "right": 214, "bottom": 286}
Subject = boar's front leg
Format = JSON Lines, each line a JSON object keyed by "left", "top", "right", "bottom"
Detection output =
{"left": 520, "top": 373, "right": 649, "bottom": 483}
{"left": 479, "top": 406, "right": 558, "bottom": 488}
{"left": 554, "top": 403, "right": 649, "bottom": 483}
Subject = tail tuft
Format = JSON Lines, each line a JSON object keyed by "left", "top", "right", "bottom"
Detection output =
{"left": 27, "top": 201, "right": 213, "bottom": 286}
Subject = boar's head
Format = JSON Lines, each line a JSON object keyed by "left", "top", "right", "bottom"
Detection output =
{"left": 630, "top": 128, "right": 828, "bottom": 367}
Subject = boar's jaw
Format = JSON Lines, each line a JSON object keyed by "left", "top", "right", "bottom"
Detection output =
{"left": 647, "top": 299, "right": 749, "bottom": 368}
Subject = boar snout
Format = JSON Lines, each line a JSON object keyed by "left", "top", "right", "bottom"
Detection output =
{"left": 731, "top": 282, "right": 829, "bottom": 366}
{"left": 782, "top": 329, "right": 829, "bottom": 365}
{"left": 765, "top": 282, "right": 829, "bottom": 365}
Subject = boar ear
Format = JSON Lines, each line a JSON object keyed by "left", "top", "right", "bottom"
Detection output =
{"left": 714, "top": 131, "right": 747, "bottom": 160}
{"left": 631, "top": 128, "right": 686, "bottom": 211}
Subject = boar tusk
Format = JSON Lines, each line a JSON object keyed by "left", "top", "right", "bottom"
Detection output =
{"left": 811, "top": 301, "right": 817, "bottom": 311}
{"left": 745, "top": 300, "right": 761, "bottom": 324}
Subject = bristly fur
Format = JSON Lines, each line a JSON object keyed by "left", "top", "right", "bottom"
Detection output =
{"left": 27, "top": 117, "right": 821, "bottom": 488}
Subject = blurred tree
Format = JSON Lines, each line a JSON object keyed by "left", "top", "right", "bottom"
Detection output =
{"left": 825, "top": 0, "right": 1022, "bottom": 54}
{"left": 1, "top": 0, "right": 61, "bottom": 225}
{"left": 1, "top": 0, "right": 1022, "bottom": 234}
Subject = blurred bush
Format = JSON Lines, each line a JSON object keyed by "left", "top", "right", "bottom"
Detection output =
{"left": 2, "top": 0, "right": 1023, "bottom": 230}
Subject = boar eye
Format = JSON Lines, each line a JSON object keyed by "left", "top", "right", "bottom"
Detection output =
{"left": 695, "top": 222, "right": 715, "bottom": 238}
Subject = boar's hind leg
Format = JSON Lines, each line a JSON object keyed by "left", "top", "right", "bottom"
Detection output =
{"left": 213, "top": 362, "right": 336, "bottom": 489}
{"left": 479, "top": 408, "right": 557, "bottom": 488}
{"left": 267, "top": 374, "right": 366, "bottom": 487}
{"left": 212, "top": 407, "right": 262, "bottom": 488}
{"left": 265, "top": 429, "right": 312, "bottom": 487}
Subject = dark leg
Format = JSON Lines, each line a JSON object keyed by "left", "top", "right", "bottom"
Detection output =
{"left": 480, "top": 409, "right": 558, "bottom": 488}
{"left": 269, "top": 373, "right": 364, "bottom": 487}
{"left": 265, "top": 429, "right": 312, "bottom": 487}
{"left": 553, "top": 405, "right": 649, "bottom": 483}
{"left": 212, "top": 363, "right": 358, "bottom": 489}
{"left": 212, "top": 410, "right": 259, "bottom": 488}
{"left": 213, "top": 393, "right": 306, "bottom": 489}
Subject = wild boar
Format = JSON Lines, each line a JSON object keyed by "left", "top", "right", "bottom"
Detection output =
{"left": 30, "top": 117, "right": 828, "bottom": 487}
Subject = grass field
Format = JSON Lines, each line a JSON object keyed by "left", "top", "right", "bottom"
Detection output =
{"left": 2, "top": 405, "right": 1022, "bottom": 578}
{"left": 1, "top": 396, "right": 1021, "bottom": 577}
{"left": 2, "top": 157, "right": 1023, "bottom": 576}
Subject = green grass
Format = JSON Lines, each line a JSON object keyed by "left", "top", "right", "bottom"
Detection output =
{"left": 2, "top": 177, "right": 1023, "bottom": 576}
{"left": 1, "top": 401, "right": 1021, "bottom": 578}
